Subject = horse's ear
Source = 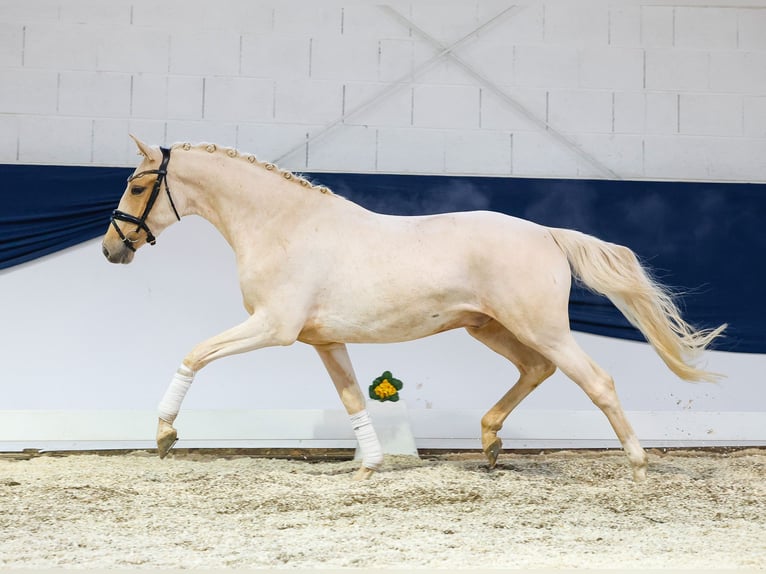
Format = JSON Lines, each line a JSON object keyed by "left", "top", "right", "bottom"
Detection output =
{"left": 129, "top": 134, "right": 160, "bottom": 161}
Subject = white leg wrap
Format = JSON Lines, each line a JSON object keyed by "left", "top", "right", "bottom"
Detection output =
{"left": 157, "top": 364, "right": 195, "bottom": 424}
{"left": 350, "top": 409, "right": 383, "bottom": 470}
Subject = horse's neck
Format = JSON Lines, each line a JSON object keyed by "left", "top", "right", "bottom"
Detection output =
{"left": 177, "top": 153, "right": 315, "bottom": 251}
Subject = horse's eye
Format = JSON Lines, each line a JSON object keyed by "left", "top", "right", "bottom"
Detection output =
{"left": 131, "top": 186, "right": 146, "bottom": 196}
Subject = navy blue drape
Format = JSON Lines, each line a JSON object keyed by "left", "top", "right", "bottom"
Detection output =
{"left": 1, "top": 163, "right": 763, "bottom": 353}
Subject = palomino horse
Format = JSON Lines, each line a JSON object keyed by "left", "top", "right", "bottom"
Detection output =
{"left": 102, "top": 136, "right": 725, "bottom": 481}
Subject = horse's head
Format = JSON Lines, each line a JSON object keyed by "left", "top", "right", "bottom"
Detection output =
{"left": 102, "top": 135, "right": 182, "bottom": 264}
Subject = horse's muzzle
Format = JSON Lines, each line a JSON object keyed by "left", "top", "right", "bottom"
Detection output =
{"left": 102, "top": 241, "right": 134, "bottom": 264}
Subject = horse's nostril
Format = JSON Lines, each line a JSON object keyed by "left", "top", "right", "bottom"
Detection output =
{"left": 102, "top": 244, "right": 109, "bottom": 258}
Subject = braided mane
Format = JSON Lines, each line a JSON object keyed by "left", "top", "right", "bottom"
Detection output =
{"left": 173, "top": 142, "right": 333, "bottom": 196}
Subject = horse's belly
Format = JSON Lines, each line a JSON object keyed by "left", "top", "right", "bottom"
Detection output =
{"left": 297, "top": 306, "right": 490, "bottom": 345}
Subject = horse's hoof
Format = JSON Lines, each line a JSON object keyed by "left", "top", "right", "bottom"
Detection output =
{"left": 484, "top": 437, "right": 503, "bottom": 469}
{"left": 353, "top": 466, "right": 376, "bottom": 481}
{"left": 157, "top": 420, "right": 178, "bottom": 459}
{"left": 632, "top": 465, "right": 648, "bottom": 483}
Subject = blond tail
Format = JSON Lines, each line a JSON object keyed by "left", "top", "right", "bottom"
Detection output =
{"left": 549, "top": 228, "right": 726, "bottom": 382}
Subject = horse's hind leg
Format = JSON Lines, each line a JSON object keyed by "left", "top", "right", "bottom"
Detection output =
{"left": 314, "top": 342, "right": 383, "bottom": 480}
{"left": 534, "top": 334, "right": 648, "bottom": 482}
{"left": 466, "top": 321, "right": 556, "bottom": 469}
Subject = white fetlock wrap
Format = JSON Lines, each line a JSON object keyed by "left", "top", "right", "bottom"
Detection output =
{"left": 157, "top": 364, "right": 195, "bottom": 424}
{"left": 350, "top": 409, "right": 383, "bottom": 470}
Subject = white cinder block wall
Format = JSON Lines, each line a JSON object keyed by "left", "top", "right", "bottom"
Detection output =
{"left": 1, "top": 0, "right": 765, "bottom": 181}
{"left": 1, "top": 0, "right": 764, "bottom": 451}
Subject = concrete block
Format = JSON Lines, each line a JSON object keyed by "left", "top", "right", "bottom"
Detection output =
{"left": 710, "top": 51, "right": 766, "bottom": 94}
{"left": 131, "top": 75, "right": 204, "bottom": 120}
{"left": 169, "top": 30, "right": 240, "bottom": 76}
{"left": 645, "top": 93, "right": 678, "bottom": 135}
{"left": 613, "top": 92, "right": 679, "bottom": 135}
{"left": 458, "top": 27, "right": 515, "bottom": 86}
{"left": 343, "top": 82, "right": 412, "bottom": 128}
{"left": 0, "top": 69, "right": 58, "bottom": 114}
{"left": 612, "top": 92, "right": 644, "bottom": 134}
{"left": 237, "top": 123, "right": 312, "bottom": 169}
{"left": 480, "top": 87, "right": 547, "bottom": 132}
{"left": 572, "top": 134, "right": 644, "bottom": 179}
{"left": 738, "top": 9, "right": 766, "bottom": 50}
{"left": 640, "top": 6, "right": 673, "bottom": 47}
{"left": 409, "top": 2, "right": 481, "bottom": 45}
{"left": 0, "top": 115, "right": 18, "bottom": 162}
{"left": 241, "top": 34, "right": 311, "bottom": 80}
{"left": 548, "top": 89, "right": 612, "bottom": 134}
{"left": 167, "top": 76, "right": 205, "bottom": 120}
{"left": 511, "top": 131, "right": 581, "bottom": 177}
{"left": 543, "top": 0, "right": 609, "bottom": 45}
{"left": 675, "top": 7, "right": 737, "bottom": 50}
{"left": 0, "top": 24, "right": 23, "bottom": 67}
{"left": 59, "top": 1, "right": 131, "bottom": 25}
{"left": 132, "top": 1, "right": 273, "bottom": 34}
{"left": 579, "top": 47, "right": 643, "bottom": 90}
{"left": 706, "top": 138, "right": 766, "bottom": 181}
{"left": 18, "top": 117, "right": 93, "bottom": 165}
{"left": 377, "top": 128, "right": 446, "bottom": 173}
{"left": 608, "top": 4, "right": 641, "bottom": 47}
{"left": 97, "top": 26, "right": 170, "bottom": 74}
{"left": 646, "top": 135, "right": 766, "bottom": 182}
{"left": 310, "top": 37, "right": 379, "bottom": 82}
{"left": 342, "top": 5, "right": 410, "bottom": 38}
{"left": 204, "top": 77, "right": 275, "bottom": 122}
{"left": 744, "top": 97, "right": 766, "bottom": 138}
{"left": 273, "top": 4, "right": 342, "bottom": 37}
{"left": 274, "top": 80, "right": 343, "bottom": 124}
{"left": 24, "top": 23, "right": 100, "bottom": 70}
{"left": 514, "top": 45, "right": 579, "bottom": 88}
{"left": 379, "top": 39, "right": 414, "bottom": 82}
{"left": 413, "top": 85, "right": 480, "bottom": 129}
{"left": 93, "top": 119, "right": 131, "bottom": 166}
{"left": 58, "top": 72, "right": 132, "bottom": 118}
{"left": 444, "top": 130, "right": 512, "bottom": 175}
{"left": 0, "top": 0, "right": 60, "bottom": 22}
{"left": 645, "top": 50, "right": 709, "bottom": 91}
{"left": 643, "top": 136, "right": 711, "bottom": 180}
{"left": 412, "top": 47, "right": 476, "bottom": 87}
{"left": 679, "top": 94, "right": 743, "bottom": 137}
{"left": 478, "top": 2, "right": 543, "bottom": 44}
{"left": 307, "top": 125, "right": 377, "bottom": 172}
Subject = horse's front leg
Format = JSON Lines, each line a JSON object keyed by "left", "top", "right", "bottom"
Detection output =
{"left": 314, "top": 342, "right": 383, "bottom": 480}
{"left": 156, "top": 312, "right": 297, "bottom": 458}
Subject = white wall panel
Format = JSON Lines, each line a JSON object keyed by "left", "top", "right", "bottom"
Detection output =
{"left": 412, "top": 85, "right": 480, "bottom": 129}
{"left": 0, "top": 23, "right": 23, "bottom": 67}
{"left": 679, "top": 94, "right": 743, "bottom": 137}
{"left": 1, "top": 0, "right": 763, "bottom": 180}
{"left": 674, "top": 7, "right": 738, "bottom": 50}
{"left": 444, "top": 131, "right": 512, "bottom": 175}
{"left": 644, "top": 49, "right": 710, "bottom": 91}
{"left": 18, "top": 117, "right": 93, "bottom": 164}
{"left": 0, "top": 69, "right": 59, "bottom": 115}
{"left": 738, "top": 9, "right": 766, "bottom": 50}
{"left": 202, "top": 77, "right": 275, "bottom": 122}
{"left": 58, "top": 72, "right": 132, "bottom": 118}
{"left": 744, "top": 97, "right": 766, "bottom": 138}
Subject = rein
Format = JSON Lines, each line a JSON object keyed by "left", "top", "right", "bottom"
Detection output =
{"left": 110, "top": 146, "right": 181, "bottom": 251}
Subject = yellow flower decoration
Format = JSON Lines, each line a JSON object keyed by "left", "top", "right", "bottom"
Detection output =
{"left": 369, "top": 371, "right": 403, "bottom": 402}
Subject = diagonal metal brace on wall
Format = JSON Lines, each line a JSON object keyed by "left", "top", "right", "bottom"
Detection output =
{"left": 275, "top": 5, "right": 522, "bottom": 165}
{"left": 381, "top": 5, "right": 620, "bottom": 180}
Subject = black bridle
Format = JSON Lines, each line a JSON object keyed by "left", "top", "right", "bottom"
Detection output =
{"left": 110, "top": 146, "right": 181, "bottom": 252}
